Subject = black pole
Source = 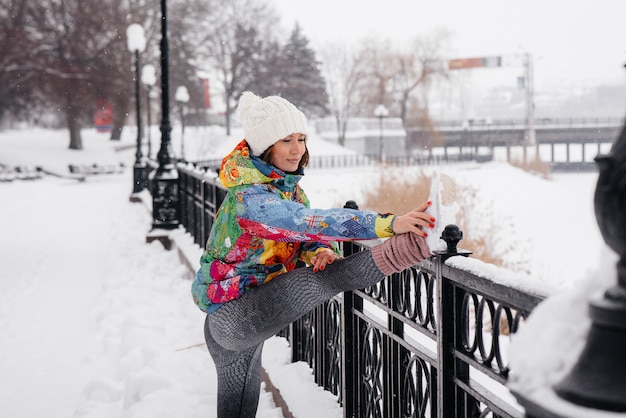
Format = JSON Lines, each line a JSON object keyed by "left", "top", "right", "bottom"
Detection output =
{"left": 147, "top": 0, "right": 180, "bottom": 243}
{"left": 134, "top": 50, "right": 143, "bottom": 165}
{"left": 179, "top": 102, "right": 185, "bottom": 161}
{"left": 130, "top": 49, "right": 145, "bottom": 200}
{"left": 157, "top": 0, "right": 173, "bottom": 171}
{"left": 146, "top": 85, "right": 152, "bottom": 159}
{"left": 378, "top": 115, "right": 383, "bottom": 162}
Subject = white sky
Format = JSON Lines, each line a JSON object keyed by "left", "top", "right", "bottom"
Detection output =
{"left": 272, "top": 0, "right": 626, "bottom": 90}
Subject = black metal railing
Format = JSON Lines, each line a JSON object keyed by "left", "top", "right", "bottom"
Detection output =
{"left": 178, "top": 165, "right": 226, "bottom": 247}
{"left": 175, "top": 164, "right": 550, "bottom": 417}
{"left": 285, "top": 240, "right": 546, "bottom": 418}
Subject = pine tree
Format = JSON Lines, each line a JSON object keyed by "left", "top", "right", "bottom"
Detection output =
{"left": 279, "top": 24, "right": 328, "bottom": 117}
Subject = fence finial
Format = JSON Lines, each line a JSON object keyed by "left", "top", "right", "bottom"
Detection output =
{"left": 344, "top": 200, "right": 359, "bottom": 210}
{"left": 434, "top": 224, "right": 472, "bottom": 261}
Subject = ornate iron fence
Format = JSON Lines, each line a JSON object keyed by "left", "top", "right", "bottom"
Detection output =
{"left": 178, "top": 166, "right": 227, "bottom": 247}
{"left": 286, "top": 240, "right": 546, "bottom": 418}
{"left": 176, "top": 164, "right": 548, "bottom": 417}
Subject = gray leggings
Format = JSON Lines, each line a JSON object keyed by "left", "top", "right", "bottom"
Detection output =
{"left": 204, "top": 249, "right": 384, "bottom": 417}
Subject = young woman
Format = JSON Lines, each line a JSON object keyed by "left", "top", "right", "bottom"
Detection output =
{"left": 192, "top": 92, "right": 434, "bottom": 417}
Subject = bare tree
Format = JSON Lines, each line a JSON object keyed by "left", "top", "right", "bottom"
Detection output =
{"left": 353, "top": 38, "right": 398, "bottom": 116}
{"left": 24, "top": 1, "right": 101, "bottom": 149}
{"left": 168, "top": 0, "right": 215, "bottom": 117}
{"left": 0, "top": 0, "right": 216, "bottom": 149}
{"left": 16, "top": 0, "right": 158, "bottom": 148}
{"left": 102, "top": 1, "right": 160, "bottom": 141}
{"left": 352, "top": 31, "right": 450, "bottom": 126}
{"left": 194, "top": 0, "right": 280, "bottom": 134}
{"left": 394, "top": 29, "right": 451, "bottom": 126}
{"left": 0, "top": 0, "right": 38, "bottom": 123}
{"left": 319, "top": 32, "right": 450, "bottom": 152}
{"left": 319, "top": 42, "right": 368, "bottom": 146}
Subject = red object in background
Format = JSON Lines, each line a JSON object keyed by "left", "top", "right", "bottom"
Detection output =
{"left": 448, "top": 56, "right": 501, "bottom": 70}
{"left": 202, "top": 78, "right": 211, "bottom": 109}
{"left": 94, "top": 99, "right": 113, "bottom": 132}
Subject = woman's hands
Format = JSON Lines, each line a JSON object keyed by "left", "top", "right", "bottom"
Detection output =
{"left": 392, "top": 201, "right": 435, "bottom": 237}
{"left": 311, "top": 248, "right": 338, "bottom": 273}
{"left": 311, "top": 201, "right": 435, "bottom": 273}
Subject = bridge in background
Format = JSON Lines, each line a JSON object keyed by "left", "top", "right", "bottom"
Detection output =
{"left": 405, "top": 117, "right": 622, "bottom": 171}
{"left": 311, "top": 117, "right": 621, "bottom": 172}
{"left": 407, "top": 117, "right": 623, "bottom": 148}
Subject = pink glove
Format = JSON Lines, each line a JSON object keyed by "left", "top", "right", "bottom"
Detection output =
{"left": 371, "top": 232, "right": 431, "bottom": 276}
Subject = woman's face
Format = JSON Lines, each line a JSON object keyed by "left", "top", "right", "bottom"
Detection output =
{"left": 269, "top": 133, "right": 307, "bottom": 172}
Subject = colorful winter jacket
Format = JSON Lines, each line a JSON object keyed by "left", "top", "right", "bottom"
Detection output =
{"left": 191, "top": 140, "right": 396, "bottom": 313}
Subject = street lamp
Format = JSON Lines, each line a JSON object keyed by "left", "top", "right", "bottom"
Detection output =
{"left": 146, "top": 0, "right": 180, "bottom": 248}
{"left": 374, "top": 104, "right": 389, "bottom": 161}
{"left": 127, "top": 23, "right": 146, "bottom": 201}
{"left": 175, "top": 85, "right": 190, "bottom": 161}
{"left": 141, "top": 64, "right": 157, "bottom": 160}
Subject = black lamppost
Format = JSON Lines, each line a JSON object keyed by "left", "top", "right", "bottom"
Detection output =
{"left": 175, "top": 85, "right": 190, "bottom": 161}
{"left": 374, "top": 104, "right": 389, "bottom": 161}
{"left": 512, "top": 67, "right": 626, "bottom": 416}
{"left": 141, "top": 64, "right": 157, "bottom": 160}
{"left": 552, "top": 114, "right": 626, "bottom": 411}
{"left": 147, "top": 0, "right": 180, "bottom": 248}
{"left": 127, "top": 23, "right": 146, "bottom": 202}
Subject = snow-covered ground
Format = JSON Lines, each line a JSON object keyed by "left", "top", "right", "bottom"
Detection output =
{"left": 0, "top": 125, "right": 619, "bottom": 416}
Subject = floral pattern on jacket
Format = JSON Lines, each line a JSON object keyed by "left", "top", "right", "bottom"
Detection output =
{"left": 192, "top": 139, "right": 395, "bottom": 313}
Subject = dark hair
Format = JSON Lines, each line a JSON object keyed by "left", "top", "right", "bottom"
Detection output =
{"left": 260, "top": 144, "right": 309, "bottom": 172}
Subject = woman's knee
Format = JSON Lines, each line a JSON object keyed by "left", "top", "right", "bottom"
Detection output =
{"left": 206, "top": 308, "right": 261, "bottom": 352}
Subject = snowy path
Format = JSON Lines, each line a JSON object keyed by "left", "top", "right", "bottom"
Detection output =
{"left": 0, "top": 172, "right": 285, "bottom": 417}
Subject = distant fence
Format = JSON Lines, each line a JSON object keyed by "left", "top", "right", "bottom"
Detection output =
{"left": 192, "top": 152, "right": 493, "bottom": 173}
{"left": 407, "top": 118, "right": 620, "bottom": 159}
{"left": 176, "top": 164, "right": 549, "bottom": 417}
{"left": 191, "top": 138, "right": 608, "bottom": 174}
{"left": 429, "top": 117, "right": 624, "bottom": 129}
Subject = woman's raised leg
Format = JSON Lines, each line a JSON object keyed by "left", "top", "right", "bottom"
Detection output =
{"left": 208, "top": 250, "right": 383, "bottom": 351}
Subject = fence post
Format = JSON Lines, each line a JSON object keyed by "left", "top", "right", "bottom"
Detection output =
{"left": 387, "top": 274, "right": 404, "bottom": 418}
{"left": 341, "top": 240, "right": 361, "bottom": 418}
{"left": 434, "top": 225, "right": 472, "bottom": 417}
{"left": 180, "top": 169, "right": 188, "bottom": 231}
{"left": 341, "top": 290, "right": 355, "bottom": 418}
{"left": 436, "top": 258, "right": 455, "bottom": 418}
{"left": 341, "top": 196, "right": 363, "bottom": 416}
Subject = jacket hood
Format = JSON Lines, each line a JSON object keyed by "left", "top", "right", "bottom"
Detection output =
{"left": 219, "top": 139, "right": 303, "bottom": 190}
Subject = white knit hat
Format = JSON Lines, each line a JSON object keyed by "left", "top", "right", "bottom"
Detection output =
{"left": 239, "top": 91, "right": 308, "bottom": 156}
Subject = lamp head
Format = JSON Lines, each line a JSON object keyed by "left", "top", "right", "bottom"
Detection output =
{"left": 175, "top": 86, "right": 190, "bottom": 103}
{"left": 126, "top": 23, "right": 146, "bottom": 53}
{"left": 141, "top": 64, "right": 157, "bottom": 86}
